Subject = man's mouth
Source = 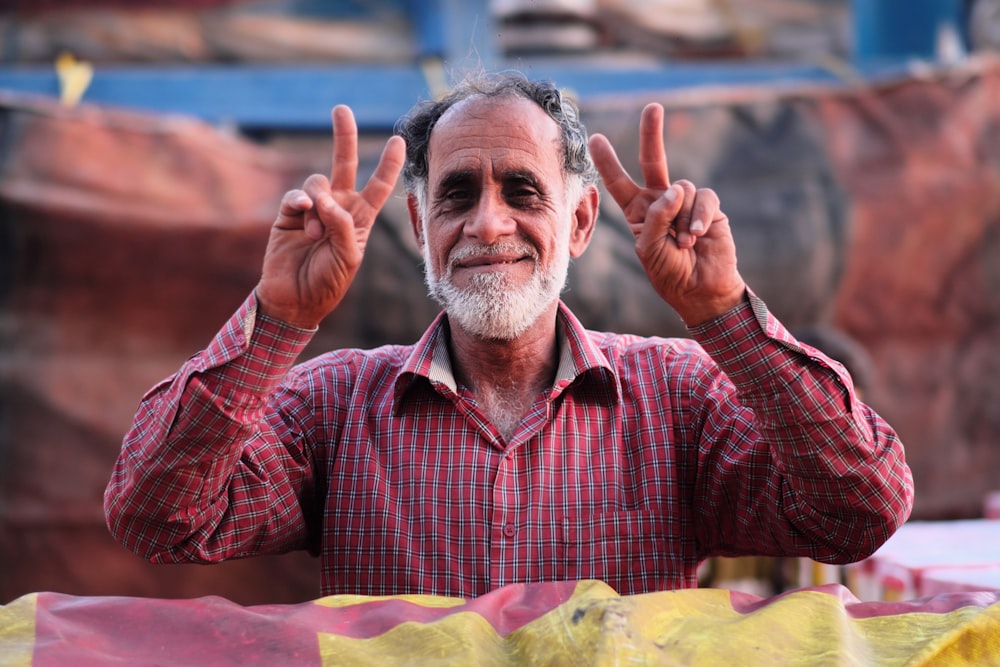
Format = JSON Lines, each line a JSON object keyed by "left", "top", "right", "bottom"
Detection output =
{"left": 457, "top": 254, "right": 529, "bottom": 268}
{"left": 450, "top": 243, "right": 536, "bottom": 271}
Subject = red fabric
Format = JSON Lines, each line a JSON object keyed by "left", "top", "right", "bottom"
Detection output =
{"left": 30, "top": 581, "right": 580, "bottom": 666}
{"left": 727, "top": 583, "right": 1000, "bottom": 619}
{"left": 104, "top": 292, "right": 912, "bottom": 598}
{"left": 18, "top": 582, "right": 1000, "bottom": 666}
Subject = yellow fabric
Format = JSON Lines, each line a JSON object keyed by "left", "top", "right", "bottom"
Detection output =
{"left": 315, "top": 592, "right": 466, "bottom": 610}
{"left": 0, "top": 592, "right": 35, "bottom": 667}
{"left": 5, "top": 581, "right": 1000, "bottom": 665}
{"left": 616, "top": 586, "right": 1000, "bottom": 666}
{"left": 317, "top": 581, "right": 1000, "bottom": 666}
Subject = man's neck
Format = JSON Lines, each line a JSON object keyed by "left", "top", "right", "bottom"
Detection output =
{"left": 447, "top": 307, "right": 561, "bottom": 440}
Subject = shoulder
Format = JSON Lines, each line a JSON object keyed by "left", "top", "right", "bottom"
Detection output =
{"left": 588, "top": 329, "right": 712, "bottom": 367}
{"left": 559, "top": 301, "right": 712, "bottom": 374}
{"left": 285, "top": 344, "right": 415, "bottom": 388}
{"left": 588, "top": 329, "right": 724, "bottom": 395}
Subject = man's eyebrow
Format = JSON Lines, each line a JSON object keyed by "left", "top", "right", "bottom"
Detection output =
{"left": 435, "top": 170, "right": 475, "bottom": 192}
{"left": 433, "top": 168, "right": 544, "bottom": 193}
{"left": 501, "top": 170, "right": 541, "bottom": 188}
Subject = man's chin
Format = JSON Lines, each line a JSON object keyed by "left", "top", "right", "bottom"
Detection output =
{"left": 445, "top": 306, "right": 528, "bottom": 342}
{"left": 428, "top": 273, "right": 562, "bottom": 341}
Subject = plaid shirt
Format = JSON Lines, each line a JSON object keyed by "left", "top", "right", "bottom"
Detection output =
{"left": 105, "top": 291, "right": 913, "bottom": 598}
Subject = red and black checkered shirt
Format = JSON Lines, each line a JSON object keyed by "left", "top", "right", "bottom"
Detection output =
{"left": 105, "top": 291, "right": 913, "bottom": 598}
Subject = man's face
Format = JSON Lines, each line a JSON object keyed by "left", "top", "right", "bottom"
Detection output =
{"left": 417, "top": 95, "right": 581, "bottom": 341}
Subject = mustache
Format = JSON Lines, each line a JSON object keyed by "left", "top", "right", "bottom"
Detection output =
{"left": 447, "top": 241, "right": 538, "bottom": 267}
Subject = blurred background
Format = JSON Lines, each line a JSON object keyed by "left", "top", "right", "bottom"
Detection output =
{"left": 1, "top": 0, "right": 999, "bottom": 604}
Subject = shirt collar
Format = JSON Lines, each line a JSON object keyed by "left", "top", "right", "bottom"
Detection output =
{"left": 393, "top": 302, "right": 618, "bottom": 409}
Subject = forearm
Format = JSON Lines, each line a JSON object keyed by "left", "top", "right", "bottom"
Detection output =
{"left": 689, "top": 293, "right": 914, "bottom": 561}
{"left": 104, "top": 294, "right": 316, "bottom": 562}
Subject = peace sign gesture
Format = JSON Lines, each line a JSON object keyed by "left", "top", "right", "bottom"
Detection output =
{"left": 589, "top": 103, "right": 745, "bottom": 326}
{"left": 256, "top": 105, "right": 406, "bottom": 329}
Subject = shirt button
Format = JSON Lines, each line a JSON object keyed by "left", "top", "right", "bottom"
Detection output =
{"left": 502, "top": 523, "right": 517, "bottom": 538}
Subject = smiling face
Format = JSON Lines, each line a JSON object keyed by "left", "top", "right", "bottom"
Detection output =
{"left": 411, "top": 95, "right": 595, "bottom": 341}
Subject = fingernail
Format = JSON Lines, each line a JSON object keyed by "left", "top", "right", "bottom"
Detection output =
{"left": 664, "top": 187, "right": 677, "bottom": 202}
{"left": 690, "top": 219, "right": 705, "bottom": 233}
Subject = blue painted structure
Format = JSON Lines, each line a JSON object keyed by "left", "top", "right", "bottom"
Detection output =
{"left": 852, "top": 0, "right": 969, "bottom": 60}
{"left": 0, "top": 0, "right": 971, "bottom": 132}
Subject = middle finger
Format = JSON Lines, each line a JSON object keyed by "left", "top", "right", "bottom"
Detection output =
{"left": 639, "top": 103, "right": 670, "bottom": 190}
{"left": 330, "top": 105, "right": 359, "bottom": 192}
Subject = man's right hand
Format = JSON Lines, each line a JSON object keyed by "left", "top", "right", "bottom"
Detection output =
{"left": 255, "top": 105, "right": 406, "bottom": 329}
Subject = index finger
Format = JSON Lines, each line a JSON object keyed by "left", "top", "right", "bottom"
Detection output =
{"left": 359, "top": 135, "right": 406, "bottom": 214}
{"left": 589, "top": 133, "right": 640, "bottom": 210}
{"left": 330, "top": 104, "right": 359, "bottom": 192}
{"left": 639, "top": 103, "right": 670, "bottom": 189}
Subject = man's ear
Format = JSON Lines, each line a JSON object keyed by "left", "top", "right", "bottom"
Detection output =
{"left": 569, "top": 184, "right": 600, "bottom": 258}
{"left": 406, "top": 193, "right": 424, "bottom": 247}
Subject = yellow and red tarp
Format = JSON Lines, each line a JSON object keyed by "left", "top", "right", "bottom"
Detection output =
{"left": 2, "top": 580, "right": 1000, "bottom": 665}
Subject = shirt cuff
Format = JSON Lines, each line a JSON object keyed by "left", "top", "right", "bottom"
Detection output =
{"left": 686, "top": 290, "right": 803, "bottom": 390}
{"left": 201, "top": 291, "right": 316, "bottom": 396}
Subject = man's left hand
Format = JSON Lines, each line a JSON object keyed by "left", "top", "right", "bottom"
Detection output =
{"left": 590, "top": 103, "right": 746, "bottom": 326}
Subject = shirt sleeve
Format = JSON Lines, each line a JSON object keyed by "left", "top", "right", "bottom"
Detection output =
{"left": 103, "top": 292, "right": 320, "bottom": 564}
{"left": 686, "top": 291, "right": 914, "bottom": 564}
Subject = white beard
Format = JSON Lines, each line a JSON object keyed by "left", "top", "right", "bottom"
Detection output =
{"left": 423, "top": 233, "right": 571, "bottom": 341}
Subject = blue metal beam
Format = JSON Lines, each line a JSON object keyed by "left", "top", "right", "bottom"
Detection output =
{"left": 0, "top": 59, "right": 914, "bottom": 134}
{"left": 0, "top": 64, "right": 431, "bottom": 132}
{"left": 852, "top": 0, "right": 969, "bottom": 61}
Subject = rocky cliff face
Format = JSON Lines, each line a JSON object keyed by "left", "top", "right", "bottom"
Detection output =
{"left": 2, "top": 57, "right": 999, "bottom": 603}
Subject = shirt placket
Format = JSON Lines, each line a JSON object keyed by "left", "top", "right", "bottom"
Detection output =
{"left": 490, "top": 447, "right": 524, "bottom": 589}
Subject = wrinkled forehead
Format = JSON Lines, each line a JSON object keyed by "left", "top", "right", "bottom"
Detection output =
{"left": 436, "top": 92, "right": 543, "bottom": 124}
{"left": 427, "top": 95, "right": 564, "bottom": 176}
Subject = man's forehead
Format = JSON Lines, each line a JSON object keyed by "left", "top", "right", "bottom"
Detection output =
{"left": 427, "top": 96, "right": 563, "bottom": 175}
{"left": 436, "top": 93, "right": 541, "bottom": 125}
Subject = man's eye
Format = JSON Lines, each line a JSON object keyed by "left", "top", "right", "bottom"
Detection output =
{"left": 508, "top": 191, "right": 543, "bottom": 208}
{"left": 508, "top": 187, "right": 538, "bottom": 200}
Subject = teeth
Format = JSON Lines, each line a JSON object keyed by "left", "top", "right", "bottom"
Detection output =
{"left": 456, "top": 256, "right": 524, "bottom": 268}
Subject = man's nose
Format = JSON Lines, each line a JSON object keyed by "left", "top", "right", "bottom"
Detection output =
{"left": 464, "top": 192, "right": 517, "bottom": 243}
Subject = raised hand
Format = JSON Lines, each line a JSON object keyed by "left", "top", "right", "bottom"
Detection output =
{"left": 256, "top": 105, "right": 406, "bottom": 329}
{"left": 589, "top": 103, "right": 745, "bottom": 326}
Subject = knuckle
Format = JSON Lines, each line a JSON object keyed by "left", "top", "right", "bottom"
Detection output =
{"left": 303, "top": 173, "right": 329, "bottom": 189}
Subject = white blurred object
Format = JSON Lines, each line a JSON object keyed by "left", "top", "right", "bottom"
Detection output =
{"left": 598, "top": 0, "right": 735, "bottom": 42}
{"left": 847, "top": 520, "right": 1000, "bottom": 601}
{"left": 970, "top": 0, "right": 1000, "bottom": 52}
{"left": 936, "top": 20, "right": 967, "bottom": 65}
{"left": 492, "top": 0, "right": 600, "bottom": 54}
{"left": 492, "top": 0, "right": 597, "bottom": 18}
{"left": 595, "top": 0, "right": 849, "bottom": 59}
{"left": 984, "top": 491, "right": 1000, "bottom": 519}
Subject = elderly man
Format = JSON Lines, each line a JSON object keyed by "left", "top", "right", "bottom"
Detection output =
{"left": 105, "top": 72, "right": 913, "bottom": 598}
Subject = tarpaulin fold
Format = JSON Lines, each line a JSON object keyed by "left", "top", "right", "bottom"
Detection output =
{"left": 3, "top": 580, "right": 1000, "bottom": 666}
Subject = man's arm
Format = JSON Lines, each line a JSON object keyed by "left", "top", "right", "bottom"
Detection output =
{"left": 687, "top": 294, "right": 913, "bottom": 562}
{"left": 104, "top": 106, "right": 405, "bottom": 562}
{"left": 592, "top": 104, "right": 912, "bottom": 559}
{"left": 104, "top": 295, "right": 320, "bottom": 561}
